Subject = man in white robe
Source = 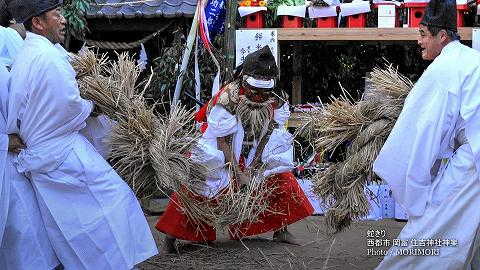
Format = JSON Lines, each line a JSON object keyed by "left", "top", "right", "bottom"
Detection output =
{"left": 374, "top": 0, "right": 480, "bottom": 269}
{"left": 6, "top": 1, "right": 158, "bottom": 269}
{"left": 0, "top": 5, "right": 59, "bottom": 269}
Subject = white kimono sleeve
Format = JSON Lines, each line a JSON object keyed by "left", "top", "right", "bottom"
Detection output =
{"left": 8, "top": 44, "right": 93, "bottom": 174}
{"left": 373, "top": 59, "right": 457, "bottom": 217}
{"left": 192, "top": 105, "right": 238, "bottom": 177}
{"left": 457, "top": 63, "right": 480, "bottom": 176}
{"left": 262, "top": 103, "right": 294, "bottom": 177}
{"left": 191, "top": 105, "right": 240, "bottom": 197}
{"left": 80, "top": 115, "right": 116, "bottom": 159}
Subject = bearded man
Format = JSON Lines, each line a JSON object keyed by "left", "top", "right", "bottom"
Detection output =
{"left": 156, "top": 46, "right": 314, "bottom": 254}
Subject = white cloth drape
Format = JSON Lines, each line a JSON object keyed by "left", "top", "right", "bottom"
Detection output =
{"left": 7, "top": 32, "right": 157, "bottom": 270}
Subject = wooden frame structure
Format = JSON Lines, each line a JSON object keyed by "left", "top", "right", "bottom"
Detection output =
{"left": 276, "top": 27, "right": 473, "bottom": 41}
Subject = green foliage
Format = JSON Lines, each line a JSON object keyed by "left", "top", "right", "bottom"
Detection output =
{"left": 147, "top": 28, "right": 225, "bottom": 107}
{"left": 62, "top": 0, "right": 94, "bottom": 39}
{"left": 267, "top": 0, "right": 305, "bottom": 10}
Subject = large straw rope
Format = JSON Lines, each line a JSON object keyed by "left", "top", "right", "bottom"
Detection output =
{"left": 299, "top": 63, "right": 413, "bottom": 232}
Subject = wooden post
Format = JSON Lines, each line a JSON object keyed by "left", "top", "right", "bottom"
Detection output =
{"left": 292, "top": 43, "right": 302, "bottom": 105}
{"left": 223, "top": 0, "right": 237, "bottom": 82}
{"left": 64, "top": 27, "right": 72, "bottom": 51}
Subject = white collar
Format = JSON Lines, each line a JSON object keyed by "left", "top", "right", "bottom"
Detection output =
{"left": 440, "top": 40, "right": 460, "bottom": 56}
{"left": 25, "top": 32, "right": 56, "bottom": 47}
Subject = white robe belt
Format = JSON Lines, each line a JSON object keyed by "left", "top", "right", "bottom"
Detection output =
{"left": 15, "top": 134, "right": 78, "bottom": 174}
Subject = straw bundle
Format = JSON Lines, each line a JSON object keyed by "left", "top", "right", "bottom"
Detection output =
{"left": 300, "top": 63, "right": 413, "bottom": 232}
{"left": 149, "top": 105, "right": 206, "bottom": 193}
{"left": 174, "top": 166, "right": 279, "bottom": 232}
{"left": 72, "top": 48, "right": 278, "bottom": 232}
{"left": 74, "top": 52, "right": 139, "bottom": 120}
{"left": 72, "top": 48, "right": 204, "bottom": 199}
{"left": 71, "top": 48, "right": 108, "bottom": 80}
{"left": 108, "top": 98, "right": 159, "bottom": 198}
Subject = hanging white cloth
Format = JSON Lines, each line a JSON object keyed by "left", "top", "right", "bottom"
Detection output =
{"left": 7, "top": 32, "right": 157, "bottom": 270}
{"left": 137, "top": 43, "right": 148, "bottom": 71}
{"left": 194, "top": 37, "right": 201, "bottom": 111}
{"left": 374, "top": 41, "right": 480, "bottom": 269}
{"left": 0, "top": 28, "right": 59, "bottom": 269}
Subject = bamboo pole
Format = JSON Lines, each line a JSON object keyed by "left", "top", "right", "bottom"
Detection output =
{"left": 172, "top": 4, "right": 200, "bottom": 106}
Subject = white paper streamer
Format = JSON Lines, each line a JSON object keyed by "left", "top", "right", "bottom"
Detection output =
{"left": 137, "top": 43, "right": 148, "bottom": 71}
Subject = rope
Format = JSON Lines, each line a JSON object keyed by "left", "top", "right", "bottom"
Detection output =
{"left": 92, "top": 0, "right": 160, "bottom": 7}
{"left": 84, "top": 21, "right": 173, "bottom": 50}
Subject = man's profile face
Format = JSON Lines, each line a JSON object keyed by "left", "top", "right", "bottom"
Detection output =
{"left": 417, "top": 24, "right": 444, "bottom": 61}
{"left": 35, "top": 7, "right": 66, "bottom": 44}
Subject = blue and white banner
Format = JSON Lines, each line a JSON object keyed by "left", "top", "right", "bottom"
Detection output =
{"left": 204, "top": 0, "right": 226, "bottom": 42}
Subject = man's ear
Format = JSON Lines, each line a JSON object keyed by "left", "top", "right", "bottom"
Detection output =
{"left": 439, "top": 29, "right": 449, "bottom": 43}
{"left": 31, "top": 16, "right": 45, "bottom": 33}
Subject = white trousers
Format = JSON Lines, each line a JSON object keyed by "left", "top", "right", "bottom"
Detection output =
{"left": 0, "top": 155, "right": 59, "bottom": 270}
{"left": 376, "top": 144, "right": 480, "bottom": 270}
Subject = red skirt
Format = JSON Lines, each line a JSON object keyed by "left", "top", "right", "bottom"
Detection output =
{"left": 155, "top": 172, "right": 314, "bottom": 242}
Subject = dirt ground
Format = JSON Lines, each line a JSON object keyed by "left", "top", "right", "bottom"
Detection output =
{"left": 139, "top": 216, "right": 406, "bottom": 270}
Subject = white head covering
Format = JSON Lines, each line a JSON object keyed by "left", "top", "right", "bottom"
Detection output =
{"left": 245, "top": 76, "right": 275, "bottom": 89}
{"left": 0, "top": 26, "right": 23, "bottom": 68}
